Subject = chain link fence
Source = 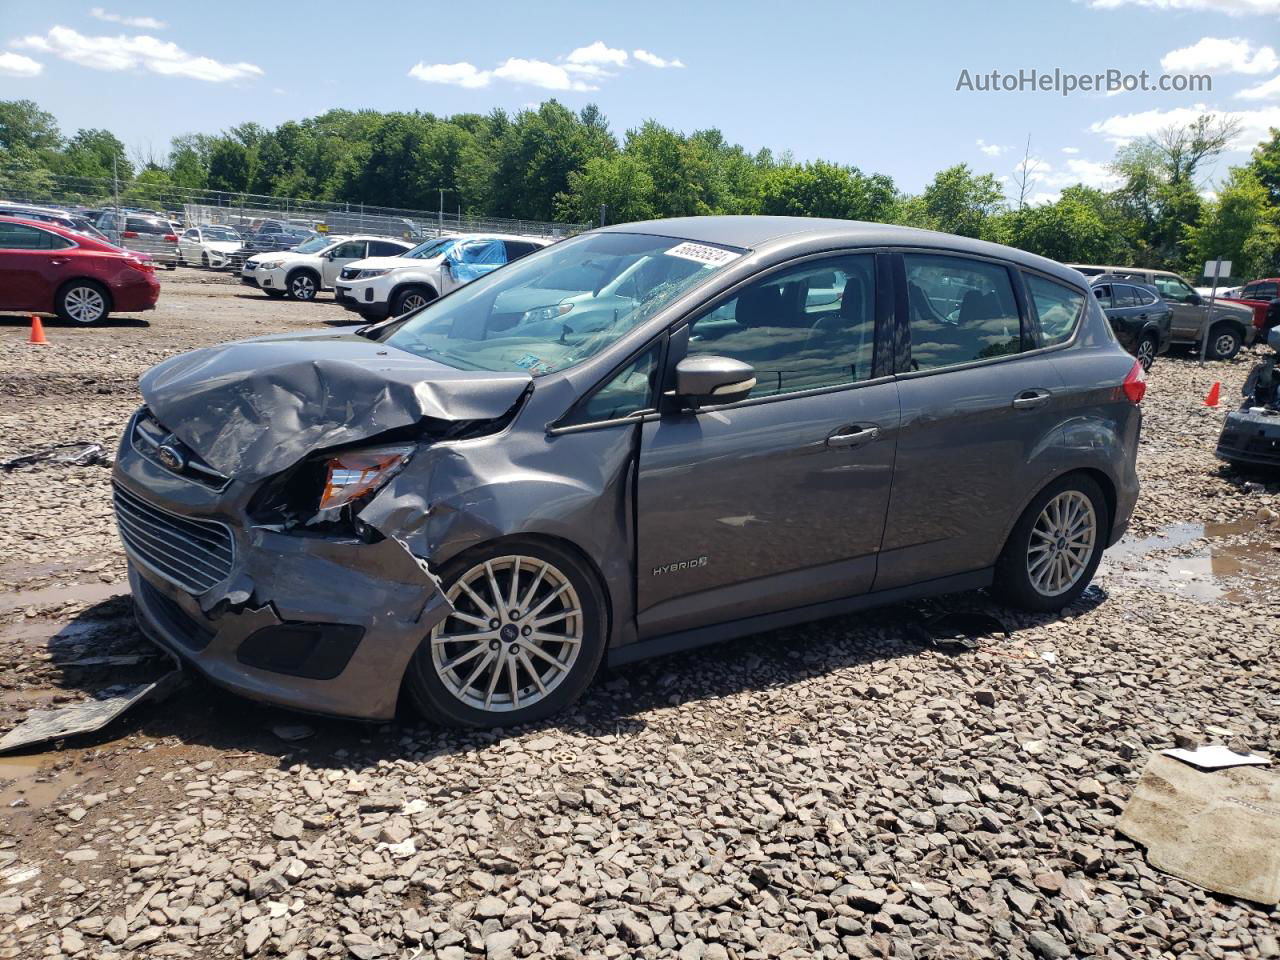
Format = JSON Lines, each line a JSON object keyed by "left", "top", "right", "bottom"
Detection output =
{"left": 0, "top": 166, "right": 589, "bottom": 246}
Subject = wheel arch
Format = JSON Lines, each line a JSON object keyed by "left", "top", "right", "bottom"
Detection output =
{"left": 389, "top": 280, "right": 438, "bottom": 308}
{"left": 998, "top": 466, "right": 1118, "bottom": 560}
{"left": 285, "top": 265, "right": 321, "bottom": 286}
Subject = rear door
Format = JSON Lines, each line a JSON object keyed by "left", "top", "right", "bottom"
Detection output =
{"left": 0, "top": 222, "right": 76, "bottom": 311}
{"left": 321, "top": 240, "right": 369, "bottom": 286}
{"left": 1153, "top": 273, "right": 1204, "bottom": 342}
{"left": 878, "top": 251, "right": 1063, "bottom": 590}
{"left": 635, "top": 251, "right": 900, "bottom": 637}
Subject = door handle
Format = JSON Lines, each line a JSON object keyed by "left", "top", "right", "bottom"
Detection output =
{"left": 827, "top": 424, "right": 880, "bottom": 448}
{"left": 1012, "top": 389, "right": 1051, "bottom": 410}
{"left": 49, "top": 258, "right": 69, "bottom": 266}
{"left": 1137, "top": 313, "right": 1147, "bottom": 319}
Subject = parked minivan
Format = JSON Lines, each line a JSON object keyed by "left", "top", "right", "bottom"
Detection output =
{"left": 115, "top": 217, "right": 1142, "bottom": 728}
{"left": 1068, "top": 264, "right": 1254, "bottom": 360}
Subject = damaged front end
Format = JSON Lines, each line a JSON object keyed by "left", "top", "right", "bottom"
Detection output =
{"left": 112, "top": 331, "right": 533, "bottom": 720}
{"left": 1216, "top": 329, "right": 1280, "bottom": 471}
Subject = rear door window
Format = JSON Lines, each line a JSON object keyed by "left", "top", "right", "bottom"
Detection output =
{"left": 1112, "top": 285, "right": 1139, "bottom": 308}
{"left": 1024, "top": 274, "right": 1087, "bottom": 346}
{"left": 904, "top": 254, "right": 1023, "bottom": 370}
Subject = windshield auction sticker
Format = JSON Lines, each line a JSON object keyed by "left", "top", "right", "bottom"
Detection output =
{"left": 664, "top": 242, "right": 742, "bottom": 267}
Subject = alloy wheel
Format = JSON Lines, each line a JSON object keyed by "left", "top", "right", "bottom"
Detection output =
{"left": 64, "top": 286, "right": 106, "bottom": 323}
{"left": 291, "top": 274, "right": 316, "bottom": 300}
{"left": 1213, "top": 332, "right": 1236, "bottom": 359}
{"left": 1136, "top": 337, "right": 1155, "bottom": 371}
{"left": 401, "top": 293, "right": 429, "bottom": 314}
{"left": 1026, "top": 490, "right": 1097, "bottom": 597}
{"left": 430, "top": 555, "right": 583, "bottom": 713}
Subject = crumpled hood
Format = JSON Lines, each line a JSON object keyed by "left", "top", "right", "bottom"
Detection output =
{"left": 139, "top": 330, "right": 531, "bottom": 483}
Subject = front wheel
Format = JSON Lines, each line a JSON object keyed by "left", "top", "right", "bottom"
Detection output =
{"left": 1135, "top": 333, "right": 1157, "bottom": 371}
{"left": 1205, "top": 323, "right": 1242, "bottom": 362}
{"left": 405, "top": 541, "right": 607, "bottom": 728}
{"left": 993, "top": 474, "right": 1108, "bottom": 612}
{"left": 391, "top": 286, "right": 435, "bottom": 317}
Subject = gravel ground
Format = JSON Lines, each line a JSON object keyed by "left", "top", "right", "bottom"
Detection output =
{"left": 0, "top": 269, "right": 1278, "bottom": 960}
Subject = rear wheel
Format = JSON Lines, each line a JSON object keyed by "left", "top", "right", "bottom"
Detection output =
{"left": 1135, "top": 332, "right": 1158, "bottom": 371}
{"left": 1205, "top": 323, "right": 1242, "bottom": 361}
{"left": 993, "top": 474, "right": 1108, "bottom": 612}
{"left": 391, "top": 286, "right": 435, "bottom": 317}
{"left": 405, "top": 540, "right": 607, "bottom": 728}
{"left": 56, "top": 280, "right": 111, "bottom": 324}
{"left": 286, "top": 270, "right": 319, "bottom": 301}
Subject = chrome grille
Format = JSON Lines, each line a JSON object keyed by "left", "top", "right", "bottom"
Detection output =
{"left": 113, "top": 483, "right": 235, "bottom": 596}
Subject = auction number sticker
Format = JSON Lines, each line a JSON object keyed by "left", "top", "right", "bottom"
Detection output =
{"left": 665, "top": 242, "right": 741, "bottom": 267}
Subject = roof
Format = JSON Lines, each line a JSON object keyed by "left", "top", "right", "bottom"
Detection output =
{"left": 600, "top": 216, "right": 1081, "bottom": 284}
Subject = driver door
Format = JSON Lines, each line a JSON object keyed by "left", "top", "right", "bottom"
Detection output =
{"left": 321, "top": 240, "right": 368, "bottom": 287}
{"left": 635, "top": 253, "right": 900, "bottom": 638}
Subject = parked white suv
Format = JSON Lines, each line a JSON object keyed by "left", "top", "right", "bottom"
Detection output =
{"left": 335, "top": 234, "right": 550, "bottom": 320}
{"left": 248, "top": 235, "right": 414, "bottom": 301}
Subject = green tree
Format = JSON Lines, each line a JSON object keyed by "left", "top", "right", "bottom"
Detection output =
{"left": 57, "top": 128, "right": 133, "bottom": 181}
{"left": 1248, "top": 127, "right": 1280, "bottom": 207}
{"left": 555, "top": 154, "right": 656, "bottom": 224}
{"left": 758, "top": 160, "right": 896, "bottom": 221}
{"left": 1187, "top": 168, "right": 1280, "bottom": 280}
{"left": 916, "top": 164, "right": 1005, "bottom": 238}
{"left": 0, "top": 99, "right": 61, "bottom": 153}
{"left": 1001, "top": 186, "right": 1118, "bottom": 263}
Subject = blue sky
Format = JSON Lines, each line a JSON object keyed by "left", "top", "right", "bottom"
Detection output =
{"left": 1, "top": 0, "right": 1278, "bottom": 199}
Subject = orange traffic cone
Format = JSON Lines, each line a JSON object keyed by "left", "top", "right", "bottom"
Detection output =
{"left": 1204, "top": 381, "right": 1221, "bottom": 407}
{"left": 28, "top": 315, "right": 46, "bottom": 345}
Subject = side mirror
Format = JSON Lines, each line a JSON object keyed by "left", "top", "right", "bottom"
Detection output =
{"left": 1188, "top": 293, "right": 1203, "bottom": 305}
{"left": 673, "top": 356, "right": 756, "bottom": 407}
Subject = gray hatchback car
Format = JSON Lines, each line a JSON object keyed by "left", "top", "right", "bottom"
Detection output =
{"left": 114, "top": 217, "right": 1143, "bottom": 727}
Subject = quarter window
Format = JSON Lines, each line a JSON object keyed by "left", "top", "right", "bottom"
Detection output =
{"left": 905, "top": 255, "right": 1022, "bottom": 370}
{"left": 567, "top": 344, "right": 661, "bottom": 425}
{"left": 686, "top": 255, "right": 877, "bottom": 397}
{"left": 1025, "top": 274, "right": 1087, "bottom": 346}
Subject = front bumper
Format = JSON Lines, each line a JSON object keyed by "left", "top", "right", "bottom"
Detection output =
{"left": 256, "top": 267, "right": 286, "bottom": 291}
{"left": 1216, "top": 408, "right": 1280, "bottom": 467}
{"left": 114, "top": 434, "right": 449, "bottom": 720}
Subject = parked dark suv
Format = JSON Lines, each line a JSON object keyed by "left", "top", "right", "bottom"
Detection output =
{"left": 1090, "top": 277, "right": 1172, "bottom": 370}
{"left": 114, "top": 217, "right": 1143, "bottom": 727}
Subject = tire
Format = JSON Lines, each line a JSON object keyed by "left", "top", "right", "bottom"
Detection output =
{"left": 992, "top": 473, "right": 1109, "bottom": 613}
{"left": 404, "top": 539, "right": 607, "bottom": 728}
{"left": 391, "top": 286, "right": 436, "bottom": 317}
{"left": 1205, "top": 323, "right": 1242, "bottom": 362}
{"left": 264, "top": 289, "right": 286, "bottom": 299}
{"left": 55, "top": 280, "right": 111, "bottom": 324}
{"left": 286, "top": 270, "right": 319, "bottom": 301}
{"left": 1135, "top": 332, "right": 1158, "bottom": 371}
{"left": 176, "top": 248, "right": 185, "bottom": 266}
{"left": 200, "top": 252, "right": 210, "bottom": 268}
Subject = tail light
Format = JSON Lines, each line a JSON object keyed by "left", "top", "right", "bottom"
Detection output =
{"left": 164, "top": 234, "right": 177, "bottom": 244}
{"left": 1122, "top": 360, "right": 1146, "bottom": 404}
{"left": 122, "top": 230, "right": 139, "bottom": 239}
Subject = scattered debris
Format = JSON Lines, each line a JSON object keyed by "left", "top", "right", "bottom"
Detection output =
{"left": 1118, "top": 753, "right": 1280, "bottom": 905}
{"left": 1163, "top": 744, "right": 1271, "bottom": 770}
{"left": 271, "top": 723, "right": 315, "bottom": 742}
{"left": 0, "top": 671, "right": 184, "bottom": 754}
{"left": 910, "top": 610, "right": 1009, "bottom": 651}
{"left": 0, "top": 442, "right": 111, "bottom": 472}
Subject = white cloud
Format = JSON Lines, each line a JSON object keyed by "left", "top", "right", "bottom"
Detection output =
{"left": 976, "top": 139, "right": 1007, "bottom": 157}
{"left": 1089, "top": 102, "right": 1280, "bottom": 149}
{"left": 408, "top": 61, "right": 492, "bottom": 88}
{"left": 566, "top": 41, "right": 627, "bottom": 67}
{"left": 1087, "top": 0, "right": 1280, "bottom": 14}
{"left": 0, "top": 51, "right": 42, "bottom": 77}
{"left": 493, "top": 58, "right": 595, "bottom": 91}
{"left": 1161, "top": 36, "right": 1279, "bottom": 74}
{"left": 633, "top": 49, "right": 684, "bottom": 68}
{"left": 1237, "top": 73, "right": 1280, "bottom": 100}
{"left": 89, "top": 7, "right": 166, "bottom": 29}
{"left": 1062, "top": 146, "right": 1081, "bottom": 154}
{"left": 14, "top": 26, "right": 261, "bottom": 82}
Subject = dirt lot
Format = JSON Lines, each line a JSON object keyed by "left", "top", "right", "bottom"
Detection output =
{"left": 0, "top": 268, "right": 1278, "bottom": 959}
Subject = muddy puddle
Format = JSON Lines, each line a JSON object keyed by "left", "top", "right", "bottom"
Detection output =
{"left": 0, "top": 581, "right": 126, "bottom": 617}
{"left": 0, "top": 751, "right": 78, "bottom": 814}
{"left": 1100, "top": 519, "right": 1277, "bottom": 602}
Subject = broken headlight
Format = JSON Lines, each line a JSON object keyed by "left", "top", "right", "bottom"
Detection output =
{"left": 319, "top": 445, "right": 414, "bottom": 511}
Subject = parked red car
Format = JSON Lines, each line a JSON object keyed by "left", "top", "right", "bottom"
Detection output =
{"left": 1224, "top": 278, "right": 1280, "bottom": 341}
{"left": 0, "top": 215, "right": 160, "bottom": 324}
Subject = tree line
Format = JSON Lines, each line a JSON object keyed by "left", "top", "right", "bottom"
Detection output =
{"left": 1, "top": 98, "right": 1277, "bottom": 280}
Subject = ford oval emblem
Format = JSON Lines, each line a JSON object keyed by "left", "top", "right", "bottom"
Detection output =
{"left": 157, "top": 444, "right": 186, "bottom": 472}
